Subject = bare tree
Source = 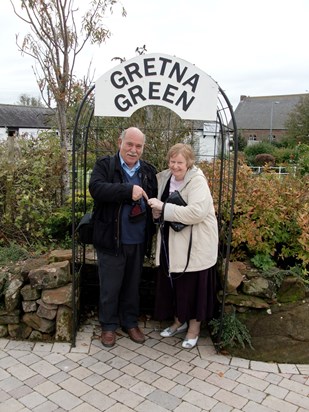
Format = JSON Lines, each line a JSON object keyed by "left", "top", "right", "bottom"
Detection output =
{"left": 10, "top": 0, "right": 126, "bottom": 202}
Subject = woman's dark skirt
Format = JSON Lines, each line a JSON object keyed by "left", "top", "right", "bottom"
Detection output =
{"left": 153, "top": 263, "right": 218, "bottom": 324}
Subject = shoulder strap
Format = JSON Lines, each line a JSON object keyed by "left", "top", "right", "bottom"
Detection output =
{"left": 159, "top": 223, "right": 193, "bottom": 281}
{"left": 183, "top": 227, "right": 192, "bottom": 273}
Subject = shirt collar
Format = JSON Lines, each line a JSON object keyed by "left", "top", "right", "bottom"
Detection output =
{"left": 119, "top": 153, "right": 141, "bottom": 176}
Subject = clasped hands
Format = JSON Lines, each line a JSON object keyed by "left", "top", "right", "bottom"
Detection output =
{"left": 132, "top": 185, "right": 163, "bottom": 219}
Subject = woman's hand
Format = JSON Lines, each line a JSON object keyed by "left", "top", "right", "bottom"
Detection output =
{"left": 148, "top": 198, "right": 164, "bottom": 211}
{"left": 148, "top": 198, "right": 164, "bottom": 220}
{"left": 152, "top": 209, "right": 162, "bottom": 219}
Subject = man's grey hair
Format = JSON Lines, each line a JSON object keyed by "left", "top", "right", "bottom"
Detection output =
{"left": 120, "top": 127, "right": 146, "bottom": 142}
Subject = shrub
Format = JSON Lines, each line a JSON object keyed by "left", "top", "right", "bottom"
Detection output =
{"left": 254, "top": 153, "right": 275, "bottom": 166}
{"left": 251, "top": 254, "right": 276, "bottom": 271}
{"left": 209, "top": 309, "right": 253, "bottom": 349}
{"left": 272, "top": 147, "right": 295, "bottom": 165}
{"left": 0, "top": 132, "right": 65, "bottom": 247}
{"left": 294, "top": 144, "right": 309, "bottom": 176}
{"left": 200, "top": 159, "right": 309, "bottom": 276}
{"left": 244, "top": 142, "right": 275, "bottom": 165}
{"left": 230, "top": 161, "right": 309, "bottom": 271}
{"left": 0, "top": 242, "right": 28, "bottom": 264}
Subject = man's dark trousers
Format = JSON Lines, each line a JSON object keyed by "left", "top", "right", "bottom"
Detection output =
{"left": 97, "top": 243, "right": 144, "bottom": 331}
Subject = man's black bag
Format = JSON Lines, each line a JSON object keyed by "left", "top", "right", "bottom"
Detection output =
{"left": 165, "top": 190, "right": 187, "bottom": 232}
{"left": 76, "top": 213, "right": 93, "bottom": 244}
{"left": 76, "top": 156, "right": 115, "bottom": 245}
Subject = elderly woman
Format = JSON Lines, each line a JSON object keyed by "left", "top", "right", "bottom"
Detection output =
{"left": 148, "top": 143, "right": 218, "bottom": 349}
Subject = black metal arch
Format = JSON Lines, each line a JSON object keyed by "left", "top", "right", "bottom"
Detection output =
{"left": 71, "top": 84, "right": 238, "bottom": 347}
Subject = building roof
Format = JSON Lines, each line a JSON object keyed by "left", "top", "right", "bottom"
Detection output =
{"left": 0, "top": 104, "right": 54, "bottom": 128}
{"left": 233, "top": 94, "right": 307, "bottom": 131}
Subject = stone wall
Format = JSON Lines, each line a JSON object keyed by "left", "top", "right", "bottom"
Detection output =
{"left": 1, "top": 249, "right": 308, "bottom": 360}
{"left": 222, "top": 261, "right": 309, "bottom": 363}
{"left": 0, "top": 250, "right": 73, "bottom": 342}
{"left": 224, "top": 261, "right": 307, "bottom": 309}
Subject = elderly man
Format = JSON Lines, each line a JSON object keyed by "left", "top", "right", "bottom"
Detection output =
{"left": 89, "top": 127, "right": 157, "bottom": 347}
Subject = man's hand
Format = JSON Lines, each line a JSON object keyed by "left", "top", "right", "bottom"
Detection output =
{"left": 132, "top": 185, "right": 148, "bottom": 201}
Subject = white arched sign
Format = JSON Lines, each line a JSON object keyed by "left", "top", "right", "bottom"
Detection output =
{"left": 95, "top": 53, "right": 218, "bottom": 121}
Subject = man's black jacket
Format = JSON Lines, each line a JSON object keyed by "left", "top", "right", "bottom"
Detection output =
{"left": 88, "top": 153, "right": 157, "bottom": 256}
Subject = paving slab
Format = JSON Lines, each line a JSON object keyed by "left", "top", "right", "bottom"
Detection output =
{"left": 0, "top": 320, "right": 308, "bottom": 411}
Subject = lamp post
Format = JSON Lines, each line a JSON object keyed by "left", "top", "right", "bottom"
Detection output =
{"left": 269, "top": 101, "right": 279, "bottom": 142}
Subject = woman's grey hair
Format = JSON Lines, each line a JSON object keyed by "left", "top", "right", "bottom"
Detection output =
{"left": 167, "top": 143, "right": 195, "bottom": 168}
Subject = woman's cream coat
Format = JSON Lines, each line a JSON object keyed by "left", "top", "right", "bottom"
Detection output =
{"left": 155, "top": 166, "right": 218, "bottom": 273}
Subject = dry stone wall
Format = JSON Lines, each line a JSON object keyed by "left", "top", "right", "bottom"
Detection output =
{"left": 0, "top": 250, "right": 73, "bottom": 342}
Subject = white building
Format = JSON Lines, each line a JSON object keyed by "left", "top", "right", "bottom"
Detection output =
{"left": 0, "top": 104, "right": 54, "bottom": 141}
{"left": 194, "top": 120, "right": 231, "bottom": 162}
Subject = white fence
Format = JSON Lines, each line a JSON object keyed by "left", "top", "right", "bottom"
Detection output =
{"left": 250, "top": 166, "right": 297, "bottom": 176}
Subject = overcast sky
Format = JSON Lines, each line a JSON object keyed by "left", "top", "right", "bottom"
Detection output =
{"left": 0, "top": 0, "right": 308, "bottom": 110}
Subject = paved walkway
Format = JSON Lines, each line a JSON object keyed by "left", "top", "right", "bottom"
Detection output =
{"left": 0, "top": 318, "right": 308, "bottom": 412}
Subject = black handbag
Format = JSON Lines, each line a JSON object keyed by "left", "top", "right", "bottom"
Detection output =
{"left": 165, "top": 190, "right": 187, "bottom": 232}
{"left": 76, "top": 156, "right": 115, "bottom": 245}
{"left": 160, "top": 190, "right": 193, "bottom": 273}
{"left": 76, "top": 213, "right": 94, "bottom": 244}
